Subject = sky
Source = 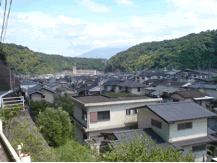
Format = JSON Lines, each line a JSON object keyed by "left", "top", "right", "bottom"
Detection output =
{"left": 1, "top": 0, "right": 217, "bottom": 57}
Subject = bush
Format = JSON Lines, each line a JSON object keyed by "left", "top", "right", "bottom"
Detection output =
{"left": 35, "top": 107, "right": 74, "bottom": 147}
{"left": 56, "top": 139, "right": 96, "bottom": 162}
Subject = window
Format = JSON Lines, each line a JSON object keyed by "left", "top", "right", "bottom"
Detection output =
{"left": 133, "top": 109, "right": 138, "bottom": 114}
{"left": 126, "top": 109, "right": 131, "bottom": 115}
{"left": 192, "top": 144, "right": 206, "bottom": 152}
{"left": 151, "top": 119, "right": 162, "bottom": 129}
{"left": 98, "top": 111, "right": 110, "bottom": 121}
{"left": 137, "top": 77, "right": 139, "bottom": 79}
{"left": 137, "top": 87, "right": 141, "bottom": 92}
{"left": 142, "top": 77, "right": 145, "bottom": 79}
{"left": 119, "top": 86, "right": 122, "bottom": 90}
{"left": 177, "top": 122, "right": 192, "bottom": 130}
{"left": 82, "top": 109, "right": 87, "bottom": 121}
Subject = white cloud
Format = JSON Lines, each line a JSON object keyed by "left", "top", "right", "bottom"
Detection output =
{"left": 4, "top": 0, "right": 217, "bottom": 57}
{"left": 75, "top": 0, "right": 110, "bottom": 13}
{"left": 69, "top": 32, "right": 77, "bottom": 36}
{"left": 82, "top": 22, "right": 132, "bottom": 37}
{"left": 115, "top": 0, "right": 133, "bottom": 6}
{"left": 58, "top": 15, "right": 84, "bottom": 25}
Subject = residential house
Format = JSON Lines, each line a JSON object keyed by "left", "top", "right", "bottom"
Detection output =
{"left": 104, "top": 80, "right": 146, "bottom": 95}
{"left": 28, "top": 85, "right": 56, "bottom": 103}
{"left": 44, "top": 82, "right": 60, "bottom": 91}
{"left": 171, "top": 90, "right": 214, "bottom": 107}
{"left": 134, "top": 102, "right": 217, "bottom": 162}
{"left": 184, "top": 83, "right": 217, "bottom": 99}
{"left": 70, "top": 95, "right": 162, "bottom": 143}
{"left": 146, "top": 81, "right": 188, "bottom": 98}
{"left": 56, "top": 79, "right": 69, "bottom": 87}
{"left": 135, "top": 71, "right": 166, "bottom": 84}
{"left": 176, "top": 69, "right": 208, "bottom": 81}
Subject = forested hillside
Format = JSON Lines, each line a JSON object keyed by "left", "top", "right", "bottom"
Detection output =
{"left": 105, "top": 30, "right": 217, "bottom": 72}
{"left": 0, "top": 43, "right": 106, "bottom": 75}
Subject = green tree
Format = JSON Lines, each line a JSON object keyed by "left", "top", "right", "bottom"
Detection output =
{"left": 30, "top": 100, "right": 52, "bottom": 115}
{"left": 35, "top": 107, "right": 74, "bottom": 147}
{"left": 52, "top": 93, "right": 74, "bottom": 117}
{"left": 97, "top": 132, "right": 195, "bottom": 162}
{"left": 11, "top": 118, "right": 58, "bottom": 162}
{"left": 56, "top": 139, "right": 96, "bottom": 162}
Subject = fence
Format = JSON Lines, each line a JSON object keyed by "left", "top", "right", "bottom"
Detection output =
{"left": 1, "top": 96, "right": 25, "bottom": 109}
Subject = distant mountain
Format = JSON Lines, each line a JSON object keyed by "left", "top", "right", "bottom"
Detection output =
{"left": 1, "top": 43, "right": 106, "bottom": 75}
{"left": 78, "top": 47, "right": 130, "bottom": 59}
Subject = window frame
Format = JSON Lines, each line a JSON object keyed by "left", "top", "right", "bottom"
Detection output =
{"left": 137, "top": 87, "right": 141, "bottom": 92}
{"left": 126, "top": 109, "right": 131, "bottom": 115}
{"left": 133, "top": 109, "right": 138, "bottom": 115}
{"left": 82, "top": 109, "right": 87, "bottom": 121}
{"left": 97, "top": 111, "right": 110, "bottom": 121}
{"left": 151, "top": 119, "right": 162, "bottom": 129}
{"left": 177, "top": 122, "right": 192, "bottom": 130}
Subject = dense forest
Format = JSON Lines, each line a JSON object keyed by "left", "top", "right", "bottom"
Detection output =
{"left": 0, "top": 43, "right": 106, "bottom": 75}
{"left": 105, "top": 30, "right": 217, "bottom": 72}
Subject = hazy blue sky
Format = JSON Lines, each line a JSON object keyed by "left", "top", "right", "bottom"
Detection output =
{"left": 2, "top": 0, "right": 217, "bottom": 57}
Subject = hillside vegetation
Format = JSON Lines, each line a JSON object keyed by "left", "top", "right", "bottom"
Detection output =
{"left": 105, "top": 30, "right": 217, "bottom": 72}
{"left": 1, "top": 43, "right": 106, "bottom": 75}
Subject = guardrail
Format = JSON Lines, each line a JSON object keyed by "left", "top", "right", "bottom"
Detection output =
{"left": 0, "top": 131, "right": 21, "bottom": 162}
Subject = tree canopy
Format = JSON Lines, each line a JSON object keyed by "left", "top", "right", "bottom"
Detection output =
{"left": 97, "top": 132, "right": 195, "bottom": 162}
{"left": 105, "top": 29, "right": 217, "bottom": 72}
{"left": 35, "top": 107, "right": 74, "bottom": 147}
{"left": 0, "top": 43, "right": 106, "bottom": 75}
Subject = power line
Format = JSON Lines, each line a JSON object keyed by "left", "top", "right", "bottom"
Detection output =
{"left": 1, "top": 0, "right": 7, "bottom": 46}
{"left": 3, "top": 0, "right": 12, "bottom": 43}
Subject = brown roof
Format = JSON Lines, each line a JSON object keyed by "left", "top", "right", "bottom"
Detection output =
{"left": 173, "top": 90, "right": 208, "bottom": 99}
{"left": 0, "top": 60, "right": 20, "bottom": 91}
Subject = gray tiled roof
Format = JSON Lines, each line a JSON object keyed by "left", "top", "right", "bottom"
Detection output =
{"left": 151, "top": 85, "right": 180, "bottom": 96}
{"left": 172, "top": 136, "right": 213, "bottom": 150}
{"left": 28, "top": 85, "right": 42, "bottom": 94}
{"left": 173, "top": 90, "right": 208, "bottom": 99}
{"left": 185, "top": 84, "right": 217, "bottom": 90}
{"left": 117, "top": 80, "right": 146, "bottom": 88}
{"left": 45, "top": 82, "right": 59, "bottom": 89}
{"left": 72, "top": 95, "right": 152, "bottom": 104}
{"left": 146, "top": 101, "right": 217, "bottom": 123}
{"left": 112, "top": 128, "right": 176, "bottom": 151}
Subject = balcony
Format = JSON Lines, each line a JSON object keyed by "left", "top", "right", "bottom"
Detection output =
{"left": 125, "top": 115, "right": 137, "bottom": 124}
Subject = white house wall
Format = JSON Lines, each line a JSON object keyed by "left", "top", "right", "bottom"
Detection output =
{"left": 106, "top": 86, "right": 113, "bottom": 91}
{"left": 169, "top": 118, "right": 207, "bottom": 142}
{"left": 182, "top": 145, "right": 207, "bottom": 162}
{"left": 87, "top": 102, "right": 157, "bottom": 131}
{"left": 40, "top": 88, "right": 54, "bottom": 103}
{"left": 138, "top": 108, "right": 169, "bottom": 142}
{"left": 75, "top": 123, "right": 84, "bottom": 144}
{"left": 129, "top": 88, "right": 145, "bottom": 95}
{"left": 74, "top": 101, "right": 87, "bottom": 128}
{"left": 31, "top": 93, "right": 42, "bottom": 102}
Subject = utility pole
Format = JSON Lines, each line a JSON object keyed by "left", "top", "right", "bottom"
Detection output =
{"left": 9, "top": 66, "right": 11, "bottom": 90}
{"left": 208, "top": 61, "right": 211, "bottom": 83}
{"left": 99, "top": 75, "right": 102, "bottom": 95}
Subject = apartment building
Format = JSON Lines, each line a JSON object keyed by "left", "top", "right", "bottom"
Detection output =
{"left": 70, "top": 95, "right": 162, "bottom": 143}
